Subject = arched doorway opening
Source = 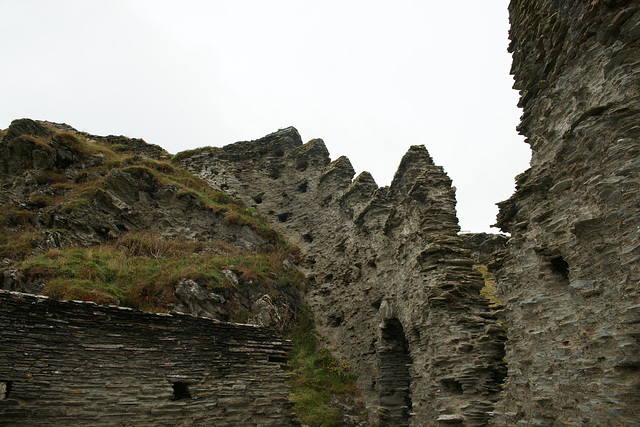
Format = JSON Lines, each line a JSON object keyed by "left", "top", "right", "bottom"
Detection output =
{"left": 377, "top": 318, "right": 413, "bottom": 426}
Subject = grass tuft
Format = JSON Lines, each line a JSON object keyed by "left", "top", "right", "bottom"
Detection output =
{"left": 21, "top": 134, "right": 53, "bottom": 151}
{"left": 0, "top": 229, "right": 39, "bottom": 260}
{"left": 171, "top": 146, "right": 218, "bottom": 162}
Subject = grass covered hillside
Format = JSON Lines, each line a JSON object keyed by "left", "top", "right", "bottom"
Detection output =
{"left": 0, "top": 118, "right": 302, "bottom": 326}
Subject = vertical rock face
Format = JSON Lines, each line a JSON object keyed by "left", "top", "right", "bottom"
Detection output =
{"left": 177, "top": 131, "right": 506, "bottom": 425}
{"left": 495, "top": 1, "right": 640, "bottom": 424}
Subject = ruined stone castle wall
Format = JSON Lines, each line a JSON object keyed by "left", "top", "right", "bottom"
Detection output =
{"left": 4, "top": 2, "right": 637, "bottom": 425}
{"left": 494, "top": 1, "right": 640, "bottom": 424}
{"left": 178, "top": 131, "right": 506, "bottom": 425}
{"left": 0, "top": 290, "right": 298, "bottom": 426}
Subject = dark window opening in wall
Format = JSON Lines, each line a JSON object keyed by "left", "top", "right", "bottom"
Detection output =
{"left": 278, "top": 212, "right": 291, "bottom": 222}
{"left": 171, "top": 382, "right": 191, "bottom": 400}
{"left": 269, "top": 166, "right": 281, "bottom": 180}
{"left": 1, "top": 381, "right": 12, "bottom": 400}
{"left": 378, "top": 318, "right": 413, "bottom": 426}
{"left": 268, "top": 354, "right": 288, "bottom": 364}
{"left": 252, "top": 193, "right": 264, "bottom": 204}
{"left": 327, "top": 312, "right": 343, "bottom": 327}
{"left": 303, "top": 233, "right": 313, "bottom": 243}
{"left": 550, "top": 256, "right": 570, "bottom": 280}
{"left": 441, "top": 378, "right": 464, "bottom": 395}
{"left": 296, "top": 159, "right": 309, "bottom": 172}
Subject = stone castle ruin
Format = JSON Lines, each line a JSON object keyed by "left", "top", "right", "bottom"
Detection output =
{"left": 1, "top": 0, "right": 639, "bottom": 425}
{"left": 493, "top": 0, "right": 640, "bottom": 424}
{"left": 176, "top": 131, "right": 508, "bottom": 426}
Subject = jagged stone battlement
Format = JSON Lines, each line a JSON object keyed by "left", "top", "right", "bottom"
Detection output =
{"left": 177, "top": 130, "right": 507, "bottom": 425}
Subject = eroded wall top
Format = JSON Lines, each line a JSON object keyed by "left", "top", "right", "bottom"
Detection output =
{"left": 177, "top": 129, "right": 507, "bottom": 425}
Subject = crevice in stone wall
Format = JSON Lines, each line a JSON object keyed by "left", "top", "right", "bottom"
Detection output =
{"left": 327, "top": 312, "right": 343, "bottom": 327}
{"left": 268, "top": 166, "right": 281, "bottom": 180}
{"left": 278, "top": 212, "right": 291, "bottom": 222}
{"left": 252, "top": 193, "right": 264, "bottom": 204}
{"left": 267, "top": 354, "right": 289, "bottom": 364}
{"left": 550, "top": 256, "right": 570, "bottom": 282}
{"left": 441, "top": 378, "right": 464, "bottom": 395}
{"left": 171, "top": 382, "right": 192, "bottom": 400}
{"left": 377, "top": 318, "right": 413, "bottom": 426}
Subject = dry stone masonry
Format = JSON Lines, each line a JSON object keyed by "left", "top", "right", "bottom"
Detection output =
{"left": 0, "top": 290, "right": 299, "bottom": 426}
{"left": 494, "top": 0, "right": 640, "bottom": 425}
{"left": 2, "top": 0, "right": 638, "bottom": 425}
{"left": 177, "top": 131, "right": 507, "bottom": 425}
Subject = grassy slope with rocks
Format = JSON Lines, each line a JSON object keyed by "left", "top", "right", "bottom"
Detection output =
{"left": 0, "top": 118, "right": 361, "bottom": 425}
{"left": 0, "top": 119, "right": 299, "bottom": 318}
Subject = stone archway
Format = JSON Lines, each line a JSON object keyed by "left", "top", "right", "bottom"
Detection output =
{"left": 377, "top": 318, "right": 413, "bottom": 426}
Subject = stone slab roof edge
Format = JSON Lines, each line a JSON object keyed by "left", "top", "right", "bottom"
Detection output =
{"left": 0, "top": 289, "right": 287, "bottom": 334}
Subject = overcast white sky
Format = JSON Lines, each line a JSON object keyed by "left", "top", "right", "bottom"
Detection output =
{"left": 1, "top": 0, "right": 530, "bottom": 233}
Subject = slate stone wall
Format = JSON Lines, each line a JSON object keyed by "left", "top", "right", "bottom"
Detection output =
{"left": 0, "top": 290, "right": 299, "bottom": 426}
{"left": 494, "top": 1, "right": 640, "bottom": 424}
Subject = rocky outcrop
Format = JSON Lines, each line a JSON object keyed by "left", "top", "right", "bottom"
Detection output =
{"left": 177, "top": 130, "right": 506, "bottom": 425}
{"left": 0, "top": 119, "right": 264, "bottom": 249}
{"left": 493, "top": 1, "right": 640, "bottom": 424}
{"left": 41, "top": 119, "right": 171, "bottom": 161}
